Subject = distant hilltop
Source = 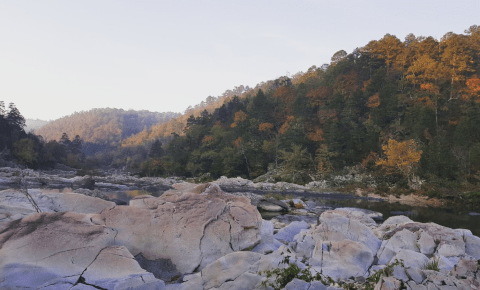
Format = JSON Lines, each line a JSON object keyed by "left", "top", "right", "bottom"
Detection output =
{"left": 25, "top": 118, "right": 51, "bottom": 132}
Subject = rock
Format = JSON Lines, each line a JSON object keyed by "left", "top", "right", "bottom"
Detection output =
{"left": 323, "top": 208, "right": 378, "bottom": 227}
{"left": 0, "top": 189, "right": 115, "bottom": 230}
{"left": 284, "top": 278, "right": 310, "bottom": 290}
{"left": 274, "top": 220, "right": 310, "bottom": 244}
{"left": 469, "top": 212, "right": 480, "bottom": 216}
{"left": 293, "top": 229, "right": 316, "bottom": 258}
{"left": 256, "top": 198, "right": 289, "bottom": 212}
{"left": 316, "top": 209, "right": 382, "bottom": 256}
{"left": 337, "top": 207, "right": 383, "bottom": 221}
{"left": 72, "top": 176, "right": 95, "bottom": 189}
{"left": 251, "top": 220, "right": 282, "bottom": 254}
{"left": 309, "top": 281, "right": 328, "bottom": 290}
{"left": 200, "top": 251, "right": 263, "bottom": 289}
{"left": 418, "top": 230, "right": 436, "bottom": 255}
{"left": 464, "top": 233, "right": 480, "bottom": 259}
{"left": 272, "top": 214, "right": 318, "bottom": 226}
{"left": 377, "top": 277, "right": 402, "bottom": 290}
{"left": 96, "top": 183, "right": 262, "bottom": 278}
{"left": 449, "top": 257, "right": 478, "bottom": 276}
{"left": 392, "top": 249, "right": 429, "bottom": 270}
{"left": 0, "top": 212, "right": 164, "bottom": 290}
{"left": 392, "top": 264, "right": 409, "bottom": 281}
{"left": 436, "top": 255, "right": 459, "bottom": 273}
{"left": 406, "top": 267, "right": 426, "bottom": 284}
{"left": 377, "top": 229, "right": 419, "bottom": 265}
{"left": 312, "top": 240, "right": 374, "bottom": 280}
{"left": 374, "top": 215, "right": 414, "bottom": 238}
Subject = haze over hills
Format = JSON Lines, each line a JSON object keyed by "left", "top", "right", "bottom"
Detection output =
{"left": 25, "top": 119, "right": 51, "bottom": 132}
{"left": 35, "top": 108, "right": 180, "bottom": 148}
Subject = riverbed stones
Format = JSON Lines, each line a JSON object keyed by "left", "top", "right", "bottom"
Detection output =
{"left": 273, "top": 220, "right": 310, "bottom": 244}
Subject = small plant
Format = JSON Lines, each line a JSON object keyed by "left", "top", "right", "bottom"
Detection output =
{"left": 423, "top": 257, "right": 440, "bottom": 271}
{"left": 287, "top": 200, "right": 295, "bottom": 207}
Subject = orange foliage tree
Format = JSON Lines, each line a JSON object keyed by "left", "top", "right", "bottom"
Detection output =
{"left": 376, "top": 139, "right": 422, "bottom": 178}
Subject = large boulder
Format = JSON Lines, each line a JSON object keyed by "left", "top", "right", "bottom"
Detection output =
{"left": 95, "top": 183, "right": 262, "bottom": 279}
{"left": 0, "top": 212, "right": 164, "bottom": 290}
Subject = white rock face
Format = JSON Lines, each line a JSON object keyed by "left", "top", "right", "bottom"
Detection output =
{"left": 274, "top": 220, "right": 310, "bottom": 244}
{"left": 312, "top": 240, "right": 375, "bottom": 280}
{"left": 0, "top": 182, "right": 263, "bottom": 288}
{"left": 377, "top": 229, "right": 418, "bottom": 265}
{"left": 0, "top": 188, "right": 115, "bottom": 230}
{"left": 0, "top": 212, "right": 165, "bottom": 290}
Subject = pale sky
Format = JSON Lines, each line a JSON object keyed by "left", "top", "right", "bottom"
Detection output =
{"left": 1, "top": 0, "right": 478, "bottom": 121}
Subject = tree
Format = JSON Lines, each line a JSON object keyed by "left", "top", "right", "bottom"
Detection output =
{"left": 279, "top": 144, "right": 312, "bottom": 184}
{"left": 6, "top": 103, "right": 25, "bottom": 129}
{"left": 13, "top": 138, "right": 38, "bottom": 166}
{"left": 331, "top": 50, "right": 348, "bottom": 66}
{"left": 376, "top": 139, "right": 422, "bottom": 179}
{"left": 148, "top": 139, "right": 164, "bottom": 158}
{"left": 71, "top": 135, "right": 83, "bottom": 155}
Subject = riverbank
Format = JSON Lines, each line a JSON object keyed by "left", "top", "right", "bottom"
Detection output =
{"left": 1, "top": 178, "right": 479, "bottom": 289}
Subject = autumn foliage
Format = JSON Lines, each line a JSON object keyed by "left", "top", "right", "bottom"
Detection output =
{"left": 376, "top": 139, "right": 423, "bottom": 178}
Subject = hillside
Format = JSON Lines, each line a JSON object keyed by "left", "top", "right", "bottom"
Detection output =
{"left": 35, "top": 108, "right": 179, "bottom": 147}
{"left": 137, "top": 25, "right": 480, "bottom": 190}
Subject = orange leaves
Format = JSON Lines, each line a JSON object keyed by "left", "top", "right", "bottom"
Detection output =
{"left": 467, "top": 76, "right": 480, "bottom": 93}
{"left": 258, "top": 123, "right": 274, "bottom": 132}
{"left": 334, "top": 70, "right": 358, "bottom": 98}
{"left": 306, "top": 128, "right": 324, "bottom": 142}
{"left": 231, "top": 110, "right": 247, "bottom": 128}
{"left": 376, "top": 139, "right": 422, "bottom": 177}
{"left": 306, "top": 86, "right": 332, "bottom": 107}
{"left": 202, "top": 135, "right": 214, "bottom": 144}
{"left": 420, "top": 83, "right": 439, "bottom": 94}
{"left": 232, "top": 137, "right": 242, "bottom": 147}
{"left": 464, "top": 76, "right": 480, "bottom": 102}
{"left": 279, "top": 116, "right": 295, "bottom": 135}
{"left": 233, "top": 110, "right": 247, "bottom": 122}
{"left": 367, "top": 93, "right": 381, "bottom": 108}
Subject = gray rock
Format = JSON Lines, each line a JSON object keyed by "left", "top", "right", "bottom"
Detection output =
{"left": 274, "top": 221, "right": 310, "bottom": 244}
{"left": 377, "top": 229, "right": 418, "bottom": 265}
{"left": 294, "top": 230, "right": 316, "bottom": 258}
{"left": 418, "top": 231, "right": 436, "bottom": 255}
{"left": 309, "top": 280, "right": 328, "bottom": 290}
{"left": 392, "top": 249, "right": 429, "bottom": 270}
{"left": 284, "top": 278, "right": 310, "bottom": 290}
{"left": 312, "top": 240, "right": 374, "bottom": 280}
{"left": 256, "top": 198, "right": 289, "bottom": 212}
{"left": 392, "top": 264, "right": 409, "bottom": 282}
{"left": 406, "top": 267, "right": 426, "bottom": 284}
{"left": 464, "top": 233, "right": 480, "bottom": 259}
{"left": 72, "top": 176, "right": 95, "bottom": 189}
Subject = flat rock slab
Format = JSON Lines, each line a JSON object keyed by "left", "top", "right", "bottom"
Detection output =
{"left": 0, "top": 212, "right": 164, "bottom": 290}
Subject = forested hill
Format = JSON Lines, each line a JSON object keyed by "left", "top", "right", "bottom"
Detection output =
{"left": 35, "top": 108, "right": 179, "bottom": 146}
{"left": 140, "top": 25, "right": 480, "bottom": 185}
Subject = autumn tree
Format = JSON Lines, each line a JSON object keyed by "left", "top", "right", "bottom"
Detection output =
{"left": 376, "top": 139, "right": 422, "bottom": 179}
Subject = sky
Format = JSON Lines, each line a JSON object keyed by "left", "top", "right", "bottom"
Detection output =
{"left": 0, "top": 0, "right": 479, "bottom": 121}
